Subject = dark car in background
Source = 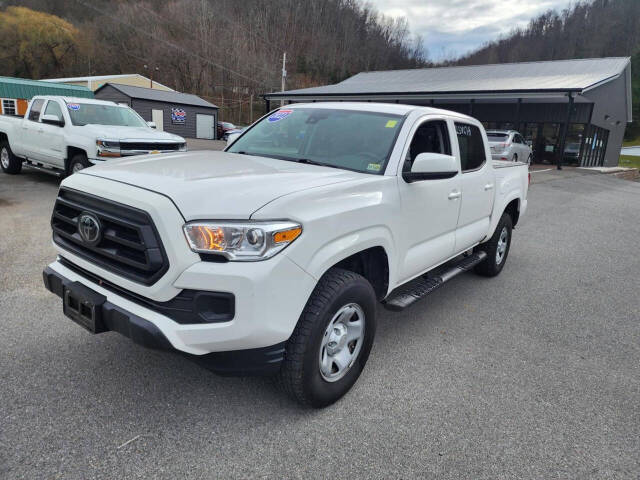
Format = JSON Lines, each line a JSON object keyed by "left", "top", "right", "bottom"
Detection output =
{"left": 217, "top": 121, "right": 236, "bottom": 140}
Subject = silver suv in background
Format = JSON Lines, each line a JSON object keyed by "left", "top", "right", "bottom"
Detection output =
{"left": 487, "top": 130, "right": 532, "bottom": 165}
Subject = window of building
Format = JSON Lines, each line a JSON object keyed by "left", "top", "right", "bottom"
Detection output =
{"left": 28, "top": 99, "right": 44, "bottom": 122}
{"left": 404, "top": 120, "right": 451, "bottom": 172}
{"left": 2, "top": 99, "right": 17, "bottom": 116}
{"left": 455, "top": 122, "right": 486, "bottom": 171}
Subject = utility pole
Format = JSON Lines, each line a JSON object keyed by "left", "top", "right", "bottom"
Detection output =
{"left": 143, "top": 65, "right": 159, "bottom": 88}
{"left": 281, "top": 52, "right": 287, "bottom": 106}
{"left": 250, "top": 93, "right": 254, "bottom": 124}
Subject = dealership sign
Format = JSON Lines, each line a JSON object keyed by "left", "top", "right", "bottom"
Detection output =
{"left": 171, "top": 108, "right": 186, "bottom": 124}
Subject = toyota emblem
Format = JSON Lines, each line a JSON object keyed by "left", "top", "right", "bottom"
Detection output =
{"left": 77, "top": 212, "right": 102, "bottom": 246}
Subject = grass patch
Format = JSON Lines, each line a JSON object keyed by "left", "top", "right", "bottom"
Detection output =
{"left": 623, "top": 136, "right": 640, "bottom": 147}
{"left": 619, "top": 155, "right": 640, "bottom": 168}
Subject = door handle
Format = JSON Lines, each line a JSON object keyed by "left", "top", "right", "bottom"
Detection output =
{"left": 484, "top": 183, "right": 494, "bottom": 191}
{"left": 448, "top": 191, "right": 461, "bottom": 200}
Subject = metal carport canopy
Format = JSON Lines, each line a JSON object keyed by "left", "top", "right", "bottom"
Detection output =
{"left": 264, "top": 57, "right": 631, "bottom": 111}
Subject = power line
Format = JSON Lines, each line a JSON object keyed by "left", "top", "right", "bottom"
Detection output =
{"left": 72, "top": 0, "right": 274, "bottom": 89}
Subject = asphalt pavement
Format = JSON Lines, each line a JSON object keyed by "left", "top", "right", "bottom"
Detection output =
{"left": 1, "top": 166, "right": 639, "bottom": 479}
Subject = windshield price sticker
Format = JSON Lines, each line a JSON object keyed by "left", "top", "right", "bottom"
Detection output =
{"left": 385, "top": 120, "right": 398, "bottom": 128}
{"left": 67, "top": 103, "right": 80, "bottom": 111}
{"left": 268, "top": 109, "right": 293, "bottom": 122}
{"left": 367, "top": 163, "right": 382, "bottom": 172}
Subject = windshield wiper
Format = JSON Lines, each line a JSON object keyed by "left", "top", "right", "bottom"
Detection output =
{"left": 296, "top": 158, "right": 341, "bottom": 169}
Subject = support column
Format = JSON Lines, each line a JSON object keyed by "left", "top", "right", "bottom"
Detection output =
{"left": 578, "top": 103, "right": 595, "bottom": 166}
{"left": 515, "top": 98, "right": 522, "bottom": 132}
{"left": 265, "top": 98, "right": 270, "bottom": 114}
{"left": 469, "top": 99, "right": 475, "bottom": 116}
{"left": 557, "top": 92, "right": 574, "bottom": 170}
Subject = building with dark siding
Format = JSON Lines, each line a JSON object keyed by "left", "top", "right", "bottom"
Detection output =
{"left": 264, "top": 57, "right": 631, "bottom": 168}
{"left": 95, "top": 83, "right": 218, "bottom": 139}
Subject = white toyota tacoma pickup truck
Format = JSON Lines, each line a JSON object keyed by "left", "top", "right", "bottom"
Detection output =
{"left": 43, "top": 103, "right": 529, "bottom": 407}
{"left": 0, "top": 96, "right": 186, "bottom": 176}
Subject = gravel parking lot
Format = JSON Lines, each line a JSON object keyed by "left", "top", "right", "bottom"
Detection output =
{"left": 1, "top": 167, "right": 639, "bottom": 479}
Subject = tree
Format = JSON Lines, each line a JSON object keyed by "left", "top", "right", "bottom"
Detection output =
{"left": 0, "top": 6, "right": 81, "bottom": 78}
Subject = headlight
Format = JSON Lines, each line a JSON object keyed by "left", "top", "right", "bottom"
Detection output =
{"left": 96, "top": 139, "right": 121, "bottom": 157}
{"left": 183, "top": 221, "right": 302, "bottom": 261}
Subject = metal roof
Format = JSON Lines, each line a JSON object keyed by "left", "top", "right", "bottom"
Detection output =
{"left": 0, "top": 76, "right": 93, "bottom": 100}
{"left": 42, "top": 74, "right": 174, "bottom": 91}
{"left": 266, "top": 57, "right": 631, "bottom": 98}
{"left": 96, "top": 83, "right": 218, "bottom": 109}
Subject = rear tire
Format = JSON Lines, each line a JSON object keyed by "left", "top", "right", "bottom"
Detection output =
{"left": 0, "top": 141, "right": 22, "bottom": 174}
{"left": 67, "top": 153, "right": 90, "bottom": 175}
{"left": 512, "top": 153, "right": 518, "bottom": 162}
{"left": 278, "top": 268, "right": 377, "bottom": 408}
{"left": 474, "top": 212, "right": 512, "bottom": 277}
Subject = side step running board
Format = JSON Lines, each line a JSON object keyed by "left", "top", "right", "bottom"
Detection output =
{"left": 24, "top": 162, "right": 65, "bottom": 177}
{"left": 383, "top": 251, "right": 487, "bottom": 311}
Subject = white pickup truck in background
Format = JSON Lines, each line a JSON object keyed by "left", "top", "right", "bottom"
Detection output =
{"left": 0, "top": 96, "right": 186, "bottom": 176}
{"left": 43, "top": 102, "right": 528, "bottom": 407}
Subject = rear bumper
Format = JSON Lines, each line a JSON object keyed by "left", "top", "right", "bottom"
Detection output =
{"left": 43, "top": 265, "right": 287, "bottom": 376}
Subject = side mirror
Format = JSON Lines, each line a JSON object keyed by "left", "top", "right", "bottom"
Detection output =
{"left": 41, "top": 114, "right": 64, "bottom": 127}
{"left": 147, "top": 121, "right": 156, "bottom": 129}
{"left": 403, "top": 152, "right": 458, "bottom": 182}
{"left": 226, "top": 132, "right": 241, "bottom": 146}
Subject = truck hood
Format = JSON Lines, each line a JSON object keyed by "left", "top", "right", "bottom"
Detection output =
{"left": 80, "top": 124, "right": 184, "bottom": 142}
{"left": 80, "top": 151, "right": 366, "bottom": 220}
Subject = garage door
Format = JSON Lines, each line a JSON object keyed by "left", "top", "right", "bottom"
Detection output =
{"left": 196, "top": 114, "right": 214, "bottom": 139}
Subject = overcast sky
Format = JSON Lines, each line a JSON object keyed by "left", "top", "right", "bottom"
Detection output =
{"left": 367, "top": 0, "right": 575, "bottom": 60}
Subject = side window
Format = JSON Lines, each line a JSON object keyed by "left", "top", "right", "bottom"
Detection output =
{"left": 28, "top": 99, "right": 44, "bottom": 122}
{"left": 514, "top": 134, "right": 523, "bottom": 144}
{"left": 404, "top": 120, "right": 451, "bottom": 171}
{"left": 44, "top": 100, "right": 63, "bottom": 120}
{"left": 455, "top": 122, "right": 486, "bottom": 172}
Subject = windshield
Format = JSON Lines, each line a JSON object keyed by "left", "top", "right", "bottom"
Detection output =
{"left": 487, "top": 132, "right": 509, "bottom": 141}
{"left": 227, "top": 107, "right": 405, "bottom": 174}
{"left": 66, "top": 103, "right": 148, "bottom": 127}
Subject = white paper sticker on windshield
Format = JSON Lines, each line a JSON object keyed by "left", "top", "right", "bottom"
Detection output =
{"left": 367, "top": 163, "right": 382, "bottom": 172}
{"left": 67, "top": 103, "right": 80, "bottom": 111}
{"left": 268, "top": 109, "right": 293, "bottom": 123}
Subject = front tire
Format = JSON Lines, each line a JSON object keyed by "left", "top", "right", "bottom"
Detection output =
{"left": 512, "top": 153, "right": 518, "bottom": 162}
{"left": 67, "top": 153, "right": 90, "bottom": 175}
{"left": 278, "top": 268, "right": 377, "bottom": 408}
{"left": 0, "top": 141, "right": 22, "bottom": 174}
{"left": 474, "top": 212, "right": 513, "bottom": 277}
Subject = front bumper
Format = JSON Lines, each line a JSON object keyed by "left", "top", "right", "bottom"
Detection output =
{"left": 43, "top": 264, "right": 288, "bottom": 376}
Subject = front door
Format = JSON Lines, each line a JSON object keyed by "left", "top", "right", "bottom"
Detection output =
{"left": 152, "top": 109, "right": 164, "bottom": 131}
{"left": 453, "top": 121, "right": 495, "bottom": 251}
{"left": 196, "top": 114, "right": 214, "bottom": 139}
{"left": 397, "top": 117, "right": 461, "bottom": 282}
{"left": 38, "top": 100, "right": 65, "bottom": 167}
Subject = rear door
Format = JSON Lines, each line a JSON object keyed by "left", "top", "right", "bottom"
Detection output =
{"left": 396, "top": 117, "right": 461, "bottom": 281}
{"left": 22, "top": 99, "right": 45, "bottom": 158}
{"left": 453, "top": 121, "right": 495, "bottom": 252}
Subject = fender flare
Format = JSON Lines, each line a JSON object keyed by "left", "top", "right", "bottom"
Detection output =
{"left": 302, "top": 225, "right": 397, "bottom": 293}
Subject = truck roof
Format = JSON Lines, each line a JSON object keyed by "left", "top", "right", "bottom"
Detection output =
{"left": 284, "top": 101, "right": 476, "bottom": 121}
{"left": 31, "top": 95, "right": 119, "bottom": 106}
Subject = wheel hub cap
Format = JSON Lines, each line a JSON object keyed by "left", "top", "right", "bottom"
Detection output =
{"left": 496, "top": 227, "right": 508, "bottom": 264}
{"left": 319, "top": 303, "right": 365, "bottom": 382}
{"left": 1, "top": 148, "right": 8, "bottom": 168}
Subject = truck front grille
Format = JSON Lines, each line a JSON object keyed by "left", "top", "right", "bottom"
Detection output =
{"left": 120, "top": 142, "right": 183, "bottom": 152}
{"left": 51, "top": 188, "right": 169, "bottom": 285}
